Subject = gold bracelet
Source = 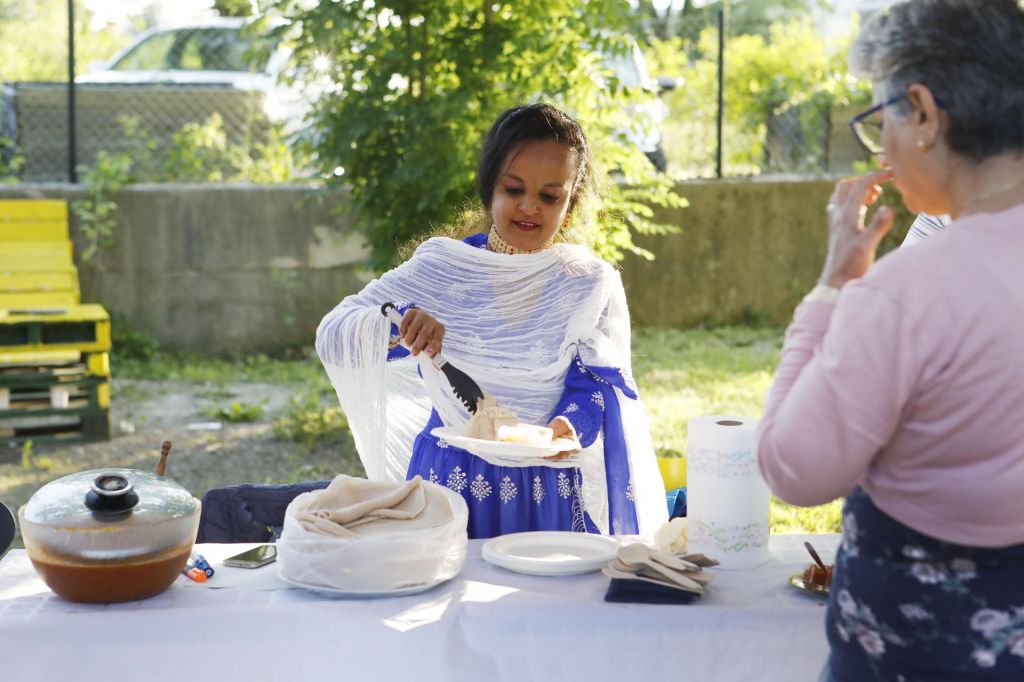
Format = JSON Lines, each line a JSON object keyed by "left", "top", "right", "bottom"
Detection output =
{"left": 803, "top": 284, "right": 840, "bottom": 305}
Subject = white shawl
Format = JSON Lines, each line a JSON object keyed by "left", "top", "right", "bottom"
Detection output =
{"left": 315, "top": 237, "right": 666, "bottom": 535}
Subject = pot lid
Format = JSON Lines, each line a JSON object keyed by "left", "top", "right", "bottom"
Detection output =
{"left": 22, "top": 469, "right": 197, "bottom": 529}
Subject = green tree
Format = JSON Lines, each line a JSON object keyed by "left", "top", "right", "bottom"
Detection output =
{"left": 645, "top": 16, "right": 869, "bottom": 176}
{"left": 271, "top": 0, "right": 684, "bottom": 270}
{"left": 683, "top": 0, "right": 830, "bottom": 42}
{"left": 214, "top": 0, "right": 256, "bottom": 17}
{"left": 0, "top": 2, "right": 129, "bottom": 82}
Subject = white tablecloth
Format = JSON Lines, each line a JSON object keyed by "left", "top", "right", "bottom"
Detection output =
{"left": 0, "top": 534, "right": 839, "bottom": 682}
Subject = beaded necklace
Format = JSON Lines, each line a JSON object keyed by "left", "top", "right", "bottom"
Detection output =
{"left": 485, "top": 224, "right": 553, "bottom": 254}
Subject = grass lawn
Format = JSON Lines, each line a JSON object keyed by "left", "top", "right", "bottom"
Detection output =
{"left": 112, "top": 324, "right": 842, "bottom": 535}
{"left": 633, "top": 326, "right": 842, "bottom": 534}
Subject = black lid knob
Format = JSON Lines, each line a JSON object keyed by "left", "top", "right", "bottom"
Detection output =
{"left": 84, "top": 473, "right": 139, "bottom": 515}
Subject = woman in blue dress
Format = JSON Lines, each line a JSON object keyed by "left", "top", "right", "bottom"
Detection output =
{"left": 316, "top": 103, "right": 667, "bottom": 539}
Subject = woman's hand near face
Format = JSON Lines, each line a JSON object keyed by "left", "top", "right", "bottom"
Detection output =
{"left": 399, "top": 309, "right": 445, "bottom": 357}
{"left": 545, "top": 416, "right": 581, "bottom": 460}
{"left": 819, "top": 170, "right": 897, "bottom": 289}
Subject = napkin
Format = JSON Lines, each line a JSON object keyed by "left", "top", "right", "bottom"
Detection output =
{"left": 654, "top": 517, "right": 689, "bottom": 555}
{"left": 604, "top": 578, "right": 702, "bottom": 605}
{"left": 292, "top": 475, "right": 454, "bottom": 537}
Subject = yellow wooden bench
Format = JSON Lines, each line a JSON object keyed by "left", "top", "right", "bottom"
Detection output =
{"left": 0, "top": 199, "right": 80, "bottom": 309}
{"left": 0, "top": 199, "right": 111, "bottom": 440}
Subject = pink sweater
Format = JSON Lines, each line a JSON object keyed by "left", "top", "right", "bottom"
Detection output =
{"left": 758, "top": 204, "right": 1024, "bottom": 548}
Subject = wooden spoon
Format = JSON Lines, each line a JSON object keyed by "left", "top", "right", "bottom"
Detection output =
{"left": 602, "top": 566, "right": 703, "bottom": 594}
{"left": 618, "top": 544, "right": 705, "bottom": 592}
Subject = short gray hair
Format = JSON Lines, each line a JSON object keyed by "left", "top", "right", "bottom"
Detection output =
{"left": 849, "top": 0, "right": 1024, "bottom": 161}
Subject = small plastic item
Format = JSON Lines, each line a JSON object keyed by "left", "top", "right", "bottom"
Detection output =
{"left": 182, "top": 566, "right": 207, "bottom": 582}
{"left": 665, "top": 487, "right": 687, "bottom": 519}
{"left": 190, "top": 552, "right": 215, "bottom": 578}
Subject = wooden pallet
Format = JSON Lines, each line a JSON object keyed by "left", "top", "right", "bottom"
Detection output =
{"left": 0, "top": 200, "right": 113, "bottom": 442}
{"left": 0, "top": 200, "right": 80, "bottom": 310}
{"left": 0, "top": 352, "right": 109, "bottom": 384}
{"left": 0, "top": 410, "right": 111, "bottom": 442}
{"left": 0, "top": 364, "right": 110, "bottom": 442}
{"left": 0, "top": 305, "right": 111, "bottom": 353}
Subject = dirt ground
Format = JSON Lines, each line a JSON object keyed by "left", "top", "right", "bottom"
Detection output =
{"left": 0, "top": 379, "right": 363, "bottom": 548}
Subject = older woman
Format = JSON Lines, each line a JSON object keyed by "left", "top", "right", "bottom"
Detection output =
{"left": 757, "top": 1, "right": 1024, "bottom": 680}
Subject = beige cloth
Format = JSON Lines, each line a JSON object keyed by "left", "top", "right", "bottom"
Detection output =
{"left": 293, "top": 475, "right": 454, "bottom": 538}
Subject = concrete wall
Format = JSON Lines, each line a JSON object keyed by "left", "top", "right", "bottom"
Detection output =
{"left": 0, "top": 183, "right": 372, "bottom": 355}
{"left": 620, "top": 176, "right": 912, "bottom": 328}
{"left": 0, "top": 180, "right": 914, "bottom": 354}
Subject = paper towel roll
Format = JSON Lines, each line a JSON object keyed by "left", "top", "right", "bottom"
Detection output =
{"left": 686, "top": 415, "right": 769, "bottom": 569}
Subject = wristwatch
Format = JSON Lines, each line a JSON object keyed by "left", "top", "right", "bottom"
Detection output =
{"left": 803, "top": 284, "right": 840, "bottom": 305}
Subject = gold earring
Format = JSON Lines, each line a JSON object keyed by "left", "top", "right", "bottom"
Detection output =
{"left": 916, "top": 139, "right": 929, "bottom": 151}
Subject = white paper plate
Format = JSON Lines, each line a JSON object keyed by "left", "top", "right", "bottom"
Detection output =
{"left": 481, "top": 531, "right": 619, "bottom": 576}
{"left": 279, "top": 571, "right": 446, "bottom": 599}
{"left": 430, "top": 426, "right": 579, "bottom": 467}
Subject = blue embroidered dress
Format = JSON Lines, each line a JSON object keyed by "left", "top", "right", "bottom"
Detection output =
{"left": 387, "top": 233, "right": 640, "bottom": 539}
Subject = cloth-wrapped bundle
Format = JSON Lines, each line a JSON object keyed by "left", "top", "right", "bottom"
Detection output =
{"left": 277, "top": 475, "right": 468, "bottom": 592}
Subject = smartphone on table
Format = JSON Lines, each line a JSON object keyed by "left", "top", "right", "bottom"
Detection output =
{"left": 223, "top": 544, "right": 277, "bottom": 569}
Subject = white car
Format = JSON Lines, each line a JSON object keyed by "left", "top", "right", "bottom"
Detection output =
{"left": 601, "top": 38, "right": 672, "bottom": 171}
{"left": 77, "top": 18, "right": 669, "bottom": 171}
{"left": 76, "top": 17, "right": 301, "bottom": 124}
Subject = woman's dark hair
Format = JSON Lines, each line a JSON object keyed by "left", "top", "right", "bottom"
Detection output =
{"left": 850, "top": 0, "right": 1024, "bottom": 161}
{"left": 476, "top": 103, "right": 596, "bottom": 216}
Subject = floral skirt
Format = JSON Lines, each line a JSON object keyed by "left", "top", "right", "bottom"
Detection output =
{"left": 406, "top": 413, "right": 598, "bottom": 539}
{"left": 825, "top": 487, "right": 1024, "bottom": 681}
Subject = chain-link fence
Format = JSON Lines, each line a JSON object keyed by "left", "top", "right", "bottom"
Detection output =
{"left": 0, "top": 6, "right": 292, "bottom": 184}
{"left": 651, "top": 10, "right": 872, "bottom": 179}
{"left": 0, "top": 3, "right": 868, "bottom": 184}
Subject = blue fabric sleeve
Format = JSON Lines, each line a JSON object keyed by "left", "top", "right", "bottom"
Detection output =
{"left": 386, "top": 303, "right": 417, "bottom": 361}
{"left": 550, "top": 356, "right": 606, "bottom": 448}
{"left": 550, "top": 353, "right": 640, "bottom": 535}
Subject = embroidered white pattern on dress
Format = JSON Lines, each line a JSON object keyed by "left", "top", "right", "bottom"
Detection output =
{"left": 570, "top": 471, "right": 587, "bottom": 532}
{"left": 557, "top": 471, "right": 572, "bottom": 499}
{"left": 428, "top": 468, "right": 439, "bottom": 484}
{"left": 625, "top": 481, "right": 635, "bottom": 502}
{"left": 532, "top": 476, "right": 545, "bottom": 504}
{"left": 470, "top": 474, "right": 492, "bottom": 501}
{"left": 436, "top": 438, "right": 450, "bottom": 449}
{"left": 499, "top": 476, "right": 517, "bottom": 503}
{"left": 447, "top": 466, "right": 467, "bottom": 493}
{"left": 564, "top": 402, "right": 579, "bottom": 414}
{"left": 591, "top": 391, "right": 605, "bottom": 410}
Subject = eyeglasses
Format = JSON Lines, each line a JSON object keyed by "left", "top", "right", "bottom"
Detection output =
{"left": 848, "top": 94, "right": 905, "bottom": 155}
{"left": 849, "top": 93, "right": 947, "bottom": 155}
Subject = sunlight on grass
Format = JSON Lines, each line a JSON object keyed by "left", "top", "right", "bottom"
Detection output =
{"left": 634, "top": 326, "right": 780, "bottom": 451}
{"left": 114, "top": 348, "right": 330, "bottom": 388}
{"left": 635, "top": 326, "right": 841, "bottom": 534}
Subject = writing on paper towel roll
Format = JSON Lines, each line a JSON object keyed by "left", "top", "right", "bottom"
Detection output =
{"left": 686, "top": 415, "right": 769, "bottom": 569}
